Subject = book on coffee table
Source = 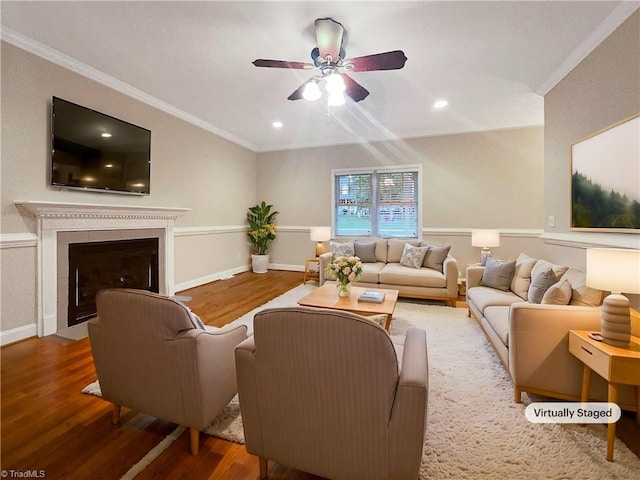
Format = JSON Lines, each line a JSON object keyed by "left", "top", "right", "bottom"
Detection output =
{"left": 358, "top": 291, "right": 386, "bottom": 303}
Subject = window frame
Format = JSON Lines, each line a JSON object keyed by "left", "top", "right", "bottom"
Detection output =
{"left": 331, "top": 165, "right": 422, "bottom": 238}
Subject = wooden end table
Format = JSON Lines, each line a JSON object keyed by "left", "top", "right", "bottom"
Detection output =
{"left": 297, "top": 283, "right": 399, "bottom": 331}
{"left": 303, "top": 258, "right": 320, "bottom": 284}
{"left": 568, "top": 329, "right": 640, "bottom": 461}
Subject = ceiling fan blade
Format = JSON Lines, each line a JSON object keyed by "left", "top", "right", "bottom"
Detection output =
{"left": 252, "top": 59, "right": 314, "bottom": 70}
{"left": 287, "top": 82, "right": 307, "bottom": 101}
{"left": 315, "top": 18, "right": 344, "bottom": 61}
{"left": 345, "top": 50, "right": 407, "bottom": 72}
{"left": 342, "top": 74, "right": 369, "bottom": 102}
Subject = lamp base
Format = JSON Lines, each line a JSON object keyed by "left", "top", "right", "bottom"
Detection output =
{"left": 480, "top": 248, "right": 491, "bottom": 266}
{"left": 600, "top": 293, "right": 631, "bottom": 347}
{"left": 315, "top": 242, "right": 327, "bottom": 257}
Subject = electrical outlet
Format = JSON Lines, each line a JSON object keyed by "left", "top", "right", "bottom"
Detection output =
{"left": 548, "top": 215, "right": 555, "bottom": 227}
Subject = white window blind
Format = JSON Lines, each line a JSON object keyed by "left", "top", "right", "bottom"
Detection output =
{"left": 333, "top": 167, "right": 420, "bottom": 238}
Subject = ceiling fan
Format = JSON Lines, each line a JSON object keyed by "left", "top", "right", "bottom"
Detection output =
{"left": 252, "top": 18, "right": 407, "bottom": 105}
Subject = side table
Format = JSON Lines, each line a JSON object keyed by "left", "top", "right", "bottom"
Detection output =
{"left": 303, "top": 258, "right": 320, "bottom": 284}
{"left": 568, "top": 329, "right": 640, "bottom": 461}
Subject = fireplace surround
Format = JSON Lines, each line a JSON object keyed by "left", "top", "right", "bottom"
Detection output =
{"left": 16, "top": 201, "right": 189, "bottom": 336}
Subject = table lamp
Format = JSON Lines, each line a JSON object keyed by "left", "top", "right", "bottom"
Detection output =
{"left": 586, "top": 248, "right": 640, "bottom": 347}
{"left": 310, "top": 227, "right": 331, "bottom": 257}
{"left": 471, "top": 230, "right": 500, "bottom": 266}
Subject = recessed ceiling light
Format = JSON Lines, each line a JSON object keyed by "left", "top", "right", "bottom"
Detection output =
{"left": 101, "top": 132, "right": 112, "bottom": 138}
{"left": 272, "top": 121, "right": 283, "bottom": 129}
{"left": 433, "top": 99, "right": 448, "bottom": 109}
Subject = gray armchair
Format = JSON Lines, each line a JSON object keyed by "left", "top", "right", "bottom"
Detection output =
{"left": 235, "top": 306, "right": 429, "bottom": 480}
{"left": 88, "top": 288, "right": 247, "bottom": 455}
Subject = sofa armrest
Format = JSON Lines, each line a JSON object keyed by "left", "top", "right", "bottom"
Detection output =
{"left": 318, "top": 251, "right": 334, "bottom": 286}
{"left": 389, "top": 327, "right": 428, "bottom": 479}
{"left": 443, "top": 256, "right": 459, "bottom": 298}
{"left": 508, "top": 302, "right": 602, "bottom": 399}
{"left": 466, "top": 266, "right": 484, "bottom": 289}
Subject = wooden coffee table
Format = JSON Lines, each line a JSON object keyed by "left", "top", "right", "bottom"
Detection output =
{"left": 297, "top": 283, "right": 399, "bottom": 331}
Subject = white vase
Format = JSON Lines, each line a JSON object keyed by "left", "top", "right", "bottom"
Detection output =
{"left": 251, "top": 254, "right": 269, "bottom": 274}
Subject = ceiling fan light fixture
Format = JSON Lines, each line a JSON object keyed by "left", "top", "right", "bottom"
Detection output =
{"left": 302, "top": 80, "right": 322, "bottom": 101}
{"left": 328, "top": 91, "right": 346, "bottom": 107}
{"left": 325, "top": 73, "right": 346, "bottom": 94}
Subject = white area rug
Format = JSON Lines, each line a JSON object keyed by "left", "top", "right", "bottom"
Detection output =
{"left": 84, "top": 284, "right": 640, "bottom": 479}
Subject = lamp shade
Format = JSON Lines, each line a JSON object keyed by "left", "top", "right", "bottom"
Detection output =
{"left": 310, "top": 227, "right": 331, "bottom": 242}
{"left": 471, "top": 230, "right": 500, "bottom": 248}
{"left": 586, "top": 248, "right": 640, "bottom": 294}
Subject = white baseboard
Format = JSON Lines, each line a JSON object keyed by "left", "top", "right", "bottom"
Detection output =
{"left": 174, "top": 265, "right": 251, "bottom": 292}
{"left": 1, "top": 323, "right": 37, "bottom": 346}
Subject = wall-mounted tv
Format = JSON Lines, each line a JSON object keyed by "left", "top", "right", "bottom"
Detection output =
{"left": 51, "top": 97, "right": 151, "bottom": 195}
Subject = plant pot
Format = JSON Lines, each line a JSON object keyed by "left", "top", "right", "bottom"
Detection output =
{"left": 251, "top": 254, "right": 269, "bottom": 274}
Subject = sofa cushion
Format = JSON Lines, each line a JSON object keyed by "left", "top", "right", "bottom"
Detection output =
{"left": 354, "top": 241, "right": 377, "bottom": 263}
{"left": 421, "top": 243, "right": 451, "bottom": 272}
{"left": 359, "top": 262, "right": 387, "bottom": 284}
{"left": 541, "top": 279, "right": 573, "bottom": 305}
{"left": 400, "top": 243, "right": 428, "bottom": 268}
{"left": 484, "top": 306, "right": 510, "bottom": 347}
{"left": 387, "top": 239, "right": 421, "bottom": 263}
{"left": 467, "top": 286, "right": 522, "bottom": 313}
{"left": 559, "top": 268, "right": 604, "bottom": 307}
{"left": 331, "top": 241, "right": 354, "bottom": 257}
{"left": 480, "top": 257, "right": 516, "bottom": 291}
{"left": 379, "top": 263, "right": 447, "bottom": 288}
{"left": 528, "top": 266, "right": 557, "bottom": 304}
{"left": 510, "top": 253, "right": 537, "bottom": 300}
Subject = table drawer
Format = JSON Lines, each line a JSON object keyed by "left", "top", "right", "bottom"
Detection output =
{"left": 569, "top": 333, "right": 610, "bottom": 379}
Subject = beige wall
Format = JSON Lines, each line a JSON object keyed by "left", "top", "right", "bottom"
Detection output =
{"left": 2, "top": 11, "right": 638, "bottom": 339}
{"left": 257, "top": 127, "right": 545, "bottom": 269}
{"left": 0, "top": 42, "right": 257, "bottom": 336}
{"left": 544, "top": 11, "right": 639, "bottom": 307}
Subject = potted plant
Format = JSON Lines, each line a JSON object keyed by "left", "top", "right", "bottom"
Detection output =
{"left": 247, "top": 201, "right": 279, "bottom": 273}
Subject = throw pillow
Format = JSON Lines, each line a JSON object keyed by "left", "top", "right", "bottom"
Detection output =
{"left": 559, "top": 268, "right": 604, "bottom": 307}
{"left": 480, "top": 257, "right": 517, "bottom": 291}
{"left": 528, "top": 267, "right": 557, "bottom": 304}
{"left": 330, "top": 241, "right": 354, "bottom": 257}
{"left": 387, "top": 239, "right": 421, "bottom": 263}
{"left": 421, "top": 243, "right": 451, "bottom": 272}
{"left": 354, "top": 241, "right": 377, "bottom": 263}
{"left": 510, "top": 253, "right": 537, "bottom": 300}
{"left": 400, "top": 243, "right": 428, "bottom": 269}
{"left": 541, "top": 279, "right": 573, "bottom": 305}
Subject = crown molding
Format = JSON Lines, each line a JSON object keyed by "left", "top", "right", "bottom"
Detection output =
{"left": 536, "top": 2, "right": 640, "bottom": 95}
{"left": 1, "top": 27, "right": 257, "bottom": 152}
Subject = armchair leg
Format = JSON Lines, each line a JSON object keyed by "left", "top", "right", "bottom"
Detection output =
{"left": 259, "top": 457, "right": 268, "bottom": 479}
{"left": 190, "top": 427, "right": 200, "bottom": 456}
{"left": 514, "top": 387, "right": 522, "bottom": 403}
{"left": 111, "top": 403, "right": 121, "bottom": 425}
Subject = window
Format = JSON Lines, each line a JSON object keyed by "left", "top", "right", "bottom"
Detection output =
{"left": 332, "top": 166, "right": 421, "bottom": 238}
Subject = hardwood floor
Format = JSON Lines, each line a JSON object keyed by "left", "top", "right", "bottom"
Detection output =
{"left": 1, "top": 270, "right": 638, "bottom": 480}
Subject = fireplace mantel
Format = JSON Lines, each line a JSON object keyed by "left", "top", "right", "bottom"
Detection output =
{"left": 15, "top": 201, "right": 190, "bottom": 337}
{"left": 16, "top": 200, "right": 190, "bottom": 220}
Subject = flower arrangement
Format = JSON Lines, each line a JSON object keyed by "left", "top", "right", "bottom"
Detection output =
{"left": 325, "top": 255, "right": 363, "bottom": 294}
{"left": 247, "top": 201, "right": 279, "bottom": 255}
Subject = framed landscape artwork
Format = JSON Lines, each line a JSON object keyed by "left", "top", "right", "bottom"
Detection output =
{"left": 571, "top": 114, "right": 640, "bottom": 232}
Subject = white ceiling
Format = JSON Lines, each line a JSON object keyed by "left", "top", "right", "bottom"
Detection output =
{"left": 1, "top": 1, "right": 637, "bottom": 152}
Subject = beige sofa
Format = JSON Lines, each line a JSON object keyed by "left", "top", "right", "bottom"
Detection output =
{"left": 466, "top": 254, "right": 637, "bottom": 410}
{"left": 319, "top": 238, "right": 458, "bottom": 306}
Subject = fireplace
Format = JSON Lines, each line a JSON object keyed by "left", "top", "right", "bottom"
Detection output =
{"left": 15, "top": 201, "right": 189, "bottom": 337}
{"left": 67, "top": 238, "right": 159, "bottom": 326}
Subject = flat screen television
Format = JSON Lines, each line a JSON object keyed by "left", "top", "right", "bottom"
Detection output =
{"left": 51, "top": 97, "right": 151, "bottom": 195}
